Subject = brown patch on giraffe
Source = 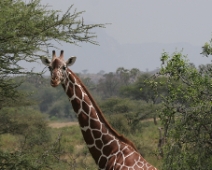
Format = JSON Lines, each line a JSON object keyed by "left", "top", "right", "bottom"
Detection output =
{"left": 107, "top": 156, "right": 117, "bottom": 169}
{"left": 101, "top": 124, "right": 108, "bottom": 133}
{"left": 120, "top": 166, "right": 128, "bottom": 170}
{"left": 81, "top": 129, "right": 94, "bottom": 145}
{"left": 103, "top": 140, "right": 118, "bottom": 157}
{"left": 137, "top": 160, "right": 144, "bottom": 168}
{"left": 124, "top": 152, "right": 137, "bottom": 167}
{"left": 75, "top": 84, "right": 82, "bottom": 99}
{"left": 95, "top": 139, "right": 104, "bottom": 150}
{"left": 99, "top": 156, "right": 107, "bottom": 169}
{"left": 82, "top": 101, "right": 90, "bottom": 113}
{"left": 68, "top": 72, "right": 75, "bottom": 83}
{"left": 69, "top": 82, "right": 74, "bottom": 89}
{"left": 116, "top": 151, "right": 124, "bottom": 164}
{"left": 66, "top": 83, "right": 74, "bottom": 98}
{"left": 132, "top": 165, "right": 140, "bottom": 170}
{"left": 89, "top": 146, "right": 102, "bottom": 164}
{"left": 92, "top": 129, "right": 102, "bottom": 139}
{"left": 78, "top": 112, "right": 89, "bottom": 127}
{"left": 89, "top": 107, "right": 97, "bottom": 118}
{"left": 71, "top": 98, "right": 81, "bottom": 113}
{"left": 90, "top": 118, "right": 101, "bottom": 130}
{"left": 101, "top": 134, "right": 113, "bottom": 145}
{"left": 83, "top": 94, "right": 91, "bottom": 105}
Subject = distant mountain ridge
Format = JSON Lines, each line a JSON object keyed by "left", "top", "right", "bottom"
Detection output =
{"left": 32, "top": 29, "right": 211, "bottom": 74}
{"left": 65, "top": 29, "right": 211, "bottom": 73}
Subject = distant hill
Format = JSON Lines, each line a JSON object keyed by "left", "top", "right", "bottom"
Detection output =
{"left": 27, "top": 29, "right": 212, "bottom": 74}
{"left": 64, "top": 29, "right": 211, "bottom": 73}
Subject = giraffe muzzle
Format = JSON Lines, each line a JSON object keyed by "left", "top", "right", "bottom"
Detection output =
{"left": 51, "top": 79, "right": 60, "bottom": 87}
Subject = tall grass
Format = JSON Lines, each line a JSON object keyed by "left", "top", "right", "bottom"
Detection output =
{"left": 48, "top": 120, "right": 162, "bottom": 169}
{"left": 0, "top": 120, "right": 162, "bottom": 169}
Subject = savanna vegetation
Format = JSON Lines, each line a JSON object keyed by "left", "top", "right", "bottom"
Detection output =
{"left": 4, "top": 56, "right": 212, "bottom": 169}
{"left": 0, "top": 0, "right": 104, "bottom": 169}
{"left": 1, "top": 0, "right": 212, "bottom": 169}
{"left": 2, "top": 69, "right": 162, "bottom": 169}
{"left": 148, "top": 52, "right": 212, "bottom": 169}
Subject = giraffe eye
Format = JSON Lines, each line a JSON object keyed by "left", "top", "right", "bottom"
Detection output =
{"left": 48, "top": 66, "right": 52, "bottom": 71}
{"left": 62, "top": 66, "right": 66, "bottom": 70}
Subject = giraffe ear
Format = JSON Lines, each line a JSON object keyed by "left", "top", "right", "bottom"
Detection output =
{"left": 40, "top": 56, "right": 51, "bottom": 66}
{"left": 66, "top": 56, "right": 76, "bottom": 67}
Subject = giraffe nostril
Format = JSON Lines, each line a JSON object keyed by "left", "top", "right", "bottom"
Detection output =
{"left": 51, "top": 75, "right": 61, "bottom": 87}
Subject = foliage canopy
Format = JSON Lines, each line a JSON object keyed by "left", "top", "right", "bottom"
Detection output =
{"left": 149, "top": 52, "right": 212, "bottom": 169}
{"left": 0, "top": 0, "right": 105, "bottom": 169}
{"left": 0, "top": 0, "right": 104, "bottom": 108}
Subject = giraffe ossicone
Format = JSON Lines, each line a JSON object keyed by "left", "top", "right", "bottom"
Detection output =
{"left": 40, "top": 50, "right": 157, "bottom": 170}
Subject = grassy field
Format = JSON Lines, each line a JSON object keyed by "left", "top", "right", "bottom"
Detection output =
{"left": 1, "top": 120, "right": 162, "bottom": 169}
{"left": 49, "top": 121, "right": 78, "bottom": 128}
{"left": 48, "top": 120, "right": 162, "bottom": 169}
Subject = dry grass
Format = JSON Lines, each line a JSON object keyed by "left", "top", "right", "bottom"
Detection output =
{"left": 48, "top": 121, "right": 78, "bottom": 128}
{"left": 48, "top": 120, "right": 161, "bottom": 169}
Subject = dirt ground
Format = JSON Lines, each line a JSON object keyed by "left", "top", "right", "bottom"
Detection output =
{"left": 48, "top": 122, "right": 78, "bottom": 128}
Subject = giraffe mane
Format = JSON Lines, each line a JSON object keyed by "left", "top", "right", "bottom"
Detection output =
{"left": 69, "top": 69, "right": 138, "bottom": 151}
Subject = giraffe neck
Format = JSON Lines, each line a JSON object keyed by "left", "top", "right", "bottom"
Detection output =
{"left": 63, "top": 70, "right": 141, "bottom": 169}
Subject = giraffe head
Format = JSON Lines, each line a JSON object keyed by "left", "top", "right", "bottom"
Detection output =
{"left": 40, "top": 50, "right": 76, "bottom": 87}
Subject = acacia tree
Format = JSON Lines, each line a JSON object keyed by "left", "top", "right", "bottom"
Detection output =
{"left": 116, "top": 67, "right": 141, "bottom": 87}
{"left": 0, "top": 0, "right": 104, "bottom": 107}
{"left": 0, "top": 0, "right": 104, "bottom": 169}
{"left": 97, "top": 72, "right": 120, "bottom": 98}
{"left": 149, "top": 52, "right": 212, "bottom": 169}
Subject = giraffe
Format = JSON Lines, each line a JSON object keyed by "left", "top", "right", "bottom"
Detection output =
{"left": 40, "top": 50, "right": 158, "bottom": 170}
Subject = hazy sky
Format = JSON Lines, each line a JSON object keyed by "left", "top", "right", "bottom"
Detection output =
{"left": 26, "top": 0, "right": 212, "bottom": 73}
{"left": 41, "top": 0, "right": 212, "bottom": 46}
